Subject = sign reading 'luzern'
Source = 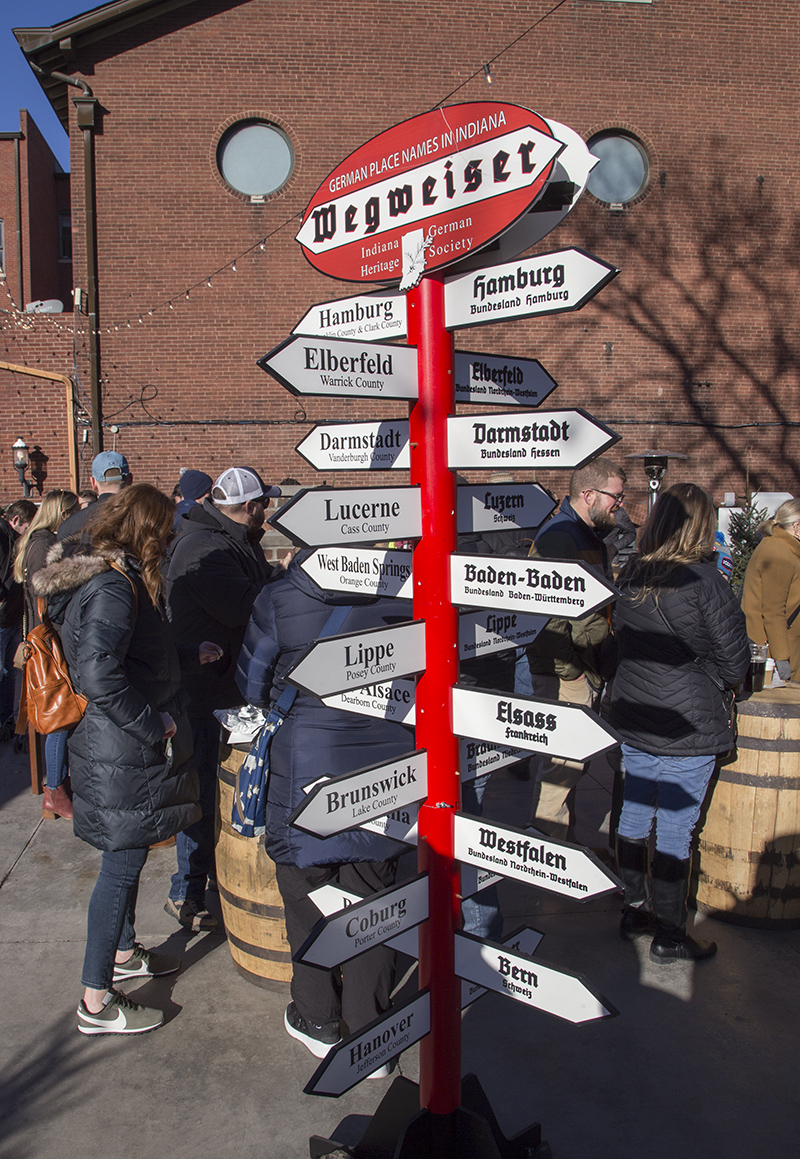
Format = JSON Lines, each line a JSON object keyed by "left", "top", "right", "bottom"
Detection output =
{"left": 456, "top": 484, "right": 555, "bottom": 534}
{"left": 454, "top": 812, "right": 620, "bottom": 900}
{"left": 295, "top": 419, "right": 409, "bottom": 472}
{"left": 268, "top": 486, "right": 421, "bottom": 548}
{"left": 300, "top": 547, "right": 412, "bottom": 600}
{"left": 450, "top": 553, "right": 618, "bottom": 618}
{"left": 447, "top": 409, "right": 618, "bottom": 470}
{"left": 452, "top": 350, "right": 558, "bottom": 408}
{"left": 292, "top": 290, "right": 407, "bottom": 341}
{"left": 455, "top": 931, "right": 616, "bottom": 1024}
{"left": 289, "top": 751, "right": 426, "bottom": 837}
{"left": 323, "top": 677, "right": 416, "bottom": 725}
{"left": 452, "top": 686, "right": 618, "bottom": 763}
{"left": 258, "top": 336, "right": 417, "bottom": 401}
{"left": 295, "top": 874, "right": 428, "bottom": 968}
{"left": 288, "top": 620, "right": 425, "bottom": 700}
{"left": 443, "top": 247, "right": 619, "bottom": 331}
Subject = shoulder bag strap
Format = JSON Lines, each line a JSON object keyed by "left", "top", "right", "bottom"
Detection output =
{"left": 271, "top": 603, "right": 352, "bottom": 718}
{"left": 108, "top": 560, "right": 139, "bottom": 611}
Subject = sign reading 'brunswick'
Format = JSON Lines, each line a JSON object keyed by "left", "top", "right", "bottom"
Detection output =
{"left": 290, "top": 750, "right": 427, "bottom": 837}
{"left": 450, "top": 553, "right": 618, "bottom": 618}
{"left": 447, "top": 408, "right": 618, "bottom": 470}
{"left": 454, "top": 813, "right": 620, "bottom": 901}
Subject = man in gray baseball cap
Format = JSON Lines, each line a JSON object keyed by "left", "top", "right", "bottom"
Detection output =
{"left": 57, "top": 450, "right": 132, "bottom": 542}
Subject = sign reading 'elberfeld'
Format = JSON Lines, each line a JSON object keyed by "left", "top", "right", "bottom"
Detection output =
{"left": 452, "top": 686, "right": 618, "bottom": 763}
{"left": 454, "top": 930, "right": 616, "bottom": 1024}
{"left": 288, "top": 620, "right": 426, "bottom": 700}
{"left": 450, "top": 552, "right": 618, "bottom": 618}
{"left": 300, "top": 547, "right": 413, "bottom": 599}
{"left": 444, "top": 247, "right": 619, "bottom": 331}
{"left": 452, "top": 350, "right": 558, "bottom": 408}
{"left": 447, "top": 409, "right": 618, "bottom": 471}
{"left": 258, "top": 336, "right": 417, "bottom": 401}
{"left": 454, "top": 812, "right": 620, "bottom": 900}
{"left": 268, "top": 486, "right": 421, "bottom": 548}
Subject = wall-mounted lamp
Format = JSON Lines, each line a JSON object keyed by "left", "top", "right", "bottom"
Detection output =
{"left": 483, "top": 63, "right": 494, "bottom": 85}
{"left": 12, "top": 438, "right": 33, "bottom": 498}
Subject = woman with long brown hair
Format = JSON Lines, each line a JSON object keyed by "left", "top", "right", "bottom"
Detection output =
{"left": 608, "top": 483, "right": 749, "bottom": 961}
{"left": 35, "top": 483, "right": 203, "bottom": 1035}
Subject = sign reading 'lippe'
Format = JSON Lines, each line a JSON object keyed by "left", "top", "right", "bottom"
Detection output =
{"left": 288, "top": 620, "right": 426, "bottom": 701}
{"left": 447, "top": 408, "right": 618, "bottom": 471}
{"left": 450, "top": 552, "right": 618, "bottom": 618}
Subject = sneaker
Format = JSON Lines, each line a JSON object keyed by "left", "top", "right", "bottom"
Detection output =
{"left": 284, "top": 1002, "right": 341, "bottom": 1058}
{"left": 164, "top": 897, "right": 218, "bottom": 932}
{"left": 77, "top": 989, "right": 164, "bottom": 1036}
{"left": 112, "top": 942, "right": 181, "bottom": 984}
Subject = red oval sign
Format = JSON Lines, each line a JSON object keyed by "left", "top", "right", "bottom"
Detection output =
{"left": 296, "top": 102, "right": 562, "bottom": 285}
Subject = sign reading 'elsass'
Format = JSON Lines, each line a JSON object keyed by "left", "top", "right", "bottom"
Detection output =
{"left": 447, "top": 408, "right": 618, "bottom": 471}
{"left": 296, "top": 102, "right": 563, "bottom": 283}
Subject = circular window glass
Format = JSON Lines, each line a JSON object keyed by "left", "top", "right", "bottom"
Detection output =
{"left": 217, "top": 121, "right": 293, "bottom": 197}
{"left": 586, "top": 132, "right": 649, "bottom": 205}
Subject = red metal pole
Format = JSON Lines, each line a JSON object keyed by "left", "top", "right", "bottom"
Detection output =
{"left": 408, "top": 274, "right": 461, "bottom": 1114}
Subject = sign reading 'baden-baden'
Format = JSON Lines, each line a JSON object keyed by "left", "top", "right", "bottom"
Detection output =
{"left": 448, "top": 409, "right": 618, "bottom": 471}
{"left": 450, "top": 553, "right": 618, "bottom": 618}
{"left": 296, "top": 103, "right": 562, "bottom": 283}
{"left": 268, "top": 486, "right": 421, "bottom": 548}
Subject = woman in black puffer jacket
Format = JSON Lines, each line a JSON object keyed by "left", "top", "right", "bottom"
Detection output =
{"left": 35, "top": 484, "right": 203, "bottom": 1037}
{"left": 608, "top": 484, "right": 749, "bottom": 962}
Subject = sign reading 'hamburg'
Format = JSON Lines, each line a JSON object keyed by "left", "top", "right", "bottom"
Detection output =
{"left": 296, "top": 102, "right": 563, "bottom": 283}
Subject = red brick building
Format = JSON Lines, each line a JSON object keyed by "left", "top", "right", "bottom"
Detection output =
{"left": 3, "top": 0, "right": 798, "bottom": 510}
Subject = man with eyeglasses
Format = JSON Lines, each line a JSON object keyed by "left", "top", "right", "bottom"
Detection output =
{"left": 521, "top": 456, "right": 625, "bottom": 845}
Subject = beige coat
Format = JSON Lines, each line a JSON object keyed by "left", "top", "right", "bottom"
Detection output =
{"left": 741, "top": 525, "right": 800, "bottom": 677}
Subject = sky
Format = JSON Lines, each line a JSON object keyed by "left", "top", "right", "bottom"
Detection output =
{"left": 1, "top": 1, "right": 100, "bottom": 172}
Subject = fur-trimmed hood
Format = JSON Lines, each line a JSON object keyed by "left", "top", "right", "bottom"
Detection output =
{"left": 32, "top": 542, "right": 127, "bottom": 599}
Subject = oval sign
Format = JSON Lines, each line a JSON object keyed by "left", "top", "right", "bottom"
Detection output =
{"left": 296, "top": 102, "right": 563, "bottom": 285}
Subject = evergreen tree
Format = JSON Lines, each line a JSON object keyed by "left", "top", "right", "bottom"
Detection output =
{"left": 728, "top": 495, "right": 768, "bottom": 596}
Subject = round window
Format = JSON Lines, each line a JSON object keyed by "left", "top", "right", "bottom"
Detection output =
{"left": 217, "top": 120, "right": 294, "bottom": 197}
{"left": 586, "top": 132, "right": 649, "bottom": 206}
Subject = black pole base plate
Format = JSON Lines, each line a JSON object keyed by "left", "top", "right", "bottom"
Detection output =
{"left": 310, "top": 1073, "right": 550, "bottom": 1159}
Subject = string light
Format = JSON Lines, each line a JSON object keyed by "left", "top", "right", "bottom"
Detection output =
{"left": 483, "top": 63, "right": 493, "bottom": 84}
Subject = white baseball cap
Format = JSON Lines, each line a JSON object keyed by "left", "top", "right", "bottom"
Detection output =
{"left": 212, "top": 467, "right": 281, "bottom": 506}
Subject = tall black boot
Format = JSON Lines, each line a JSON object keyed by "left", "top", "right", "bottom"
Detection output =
{"left": 650, "top": 851, "right": 717, "bottom": 961}
{"left": 616, "top": 836, "right": 654, "bottom": 940}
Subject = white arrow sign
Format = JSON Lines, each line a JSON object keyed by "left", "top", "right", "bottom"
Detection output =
{"left": 269, "top": 486, "right": 421, "bottom": 548}
{"left": 305, "top": 990, "right": 430, "bottom": 1096}
{"left": 452, "top": 686, "right": 619, "bottom": 763}
{"left": 295, "top": 874, "right": 429, "bottom": 968}
{"left": 323, "top": 677, "right": 416, "bottom": 725}
{"left": 460, "top": 739, "right": 528, "bottom": 782}
{"left": 295, "top": 419, "right": 409, "bottom": 472}
{"left": 461, "top": 926, "right": 545, "bottom": 1009}
{"left": 258, "top": 336, "right": 418, "bottom": 400}
{"left": 457, "top": 483, "right": 555, "bottom": 533}
{"left": 359, "top": 801, "right": 419, "bottom": 845}
{"left": 459, "top": 608, "right": 548, "bottom": 660}
{"left": 453, "top": 351, "right": 558, "bottom": 408}
{"left": 289, "top": 750, "right": 427, "bottom": 837}
{"left": 300, "top": 547, "right": 413, "bottom": 599}
{"left": 447, "top": 408, "right": 618, "bottom": 471}
{"left": 288, "top": 620, "right": 425, "bottom": 699}
{"left": 454, "top": 811, "right": 620, "bottom": 899}
{"left": 292, "top": 290, "right": 407, "bottom": 341}
{"left": 451, "top": 552, "right": 617, "bottom": 618}
{"left": 454, "top": 930, "right": 616, "bottom": 1024}
{"left": 443, "top": 247, "right": 619, "bottom": 331}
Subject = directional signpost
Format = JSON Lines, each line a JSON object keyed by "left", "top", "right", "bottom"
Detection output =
{"left": 448, "top": 408, "right": 618, "bottom": 471}
{"left": 451, "top": 552, "right": 618, "bottom": 618}
{"left": 268, "top": 485, "right": 421, "bottom": 548}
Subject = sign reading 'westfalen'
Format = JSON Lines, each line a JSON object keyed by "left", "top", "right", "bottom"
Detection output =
{"left": 268, "top": 486, "right": 421, "bottom": 548}
{"left": 447, "top": 408, "right": 618, "bottom": 471}
{"left": 450, "top": 552, "right": 618, "bottom": 618}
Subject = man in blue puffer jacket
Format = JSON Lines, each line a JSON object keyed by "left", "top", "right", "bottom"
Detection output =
{"left": 237, "top": 553, "right": 412, "bottom": 1060}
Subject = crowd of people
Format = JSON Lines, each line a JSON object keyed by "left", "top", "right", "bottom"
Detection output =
{"left": 0, "top": 449, "right": 781, "bottom": 1045}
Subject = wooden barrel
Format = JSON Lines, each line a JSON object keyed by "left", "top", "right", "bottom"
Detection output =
{"left": 695, "top": 688, "right": 800, "bottom": 928}
{"left": 215, "top": 742, "right": 293, "bottom": 988}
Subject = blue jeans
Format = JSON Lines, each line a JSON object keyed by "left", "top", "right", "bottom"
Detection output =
{"left": 82, "top": 846, "right": 149, "bottom": 990}
{"left": 461, "top": 775, "right": 503, "bottom": 940}
{"left": 169, "top": 716, "right": 220, "bottom": 905}
{"left": 618, "top": 745, "right": 717, "bottom": 861}
{"left": 0, "top": 624, "right": 21, "bottom": 726}
{"left": 45, "top": 728, "right": 69, "bottom": 790}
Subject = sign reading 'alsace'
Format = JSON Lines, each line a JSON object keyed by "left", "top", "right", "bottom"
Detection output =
{"left": 259, "top": 336, "right": 417, "bottom": 401}
{"left": 450, "top": 553, "right": 618, "bottom": 618}
{"left": 454, "top": 813, "right": 620, "bottom": 900}
{"left": 296, "top": 102, "right": 563, "bottom": 283}
{"left": 323, "top": 677, "right": 416, "bottom": 725}
{"left": 452, "top": 686, "right": 618, "bottom": 763}
{"left": 300, "top": 547, "right": 412, "bottom": 599}
{"left": 448, "top": 409, "right": 618, "bottom": 471}
{"left": 288, "top": 620, "right": 426, "bottom": 700}
{"left": 268, "top": 486, "right": 421, "bottom": 548}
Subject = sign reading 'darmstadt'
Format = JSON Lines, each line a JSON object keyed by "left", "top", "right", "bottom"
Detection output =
{"left": 258, "top": 336, "right": 417, "bottom": 401}
{"left": 453, "top": 350, "right": 558, "bottom": 408}
{"left": 292, "top": 289, "right": 407, "bottom": 341}
{"left": 454, "top": 812, "right": 620, "bottom": 900}
{"left": 323, "top": 677, "right": 416, "bottom": 725}
{"left": 305, "top": 990, "right": 431, "bottom": 1097}
{"left": 268, "top": 486, "right": 421, "bottom": 548}
{"left": 444, "top": 247, "right": 619, "bottom": 331}
{"left": 452, "top": 686, "right": 619, "bottom": 763}
{"left": 459, "top": 609, "right": 548, "bottom": 660}
{"left": 450, "top": 552, "right": 618, "bottom": 618}
{"left": 288, "top": 620, "right": 426, "bottom": 701}
{"left": 296, "top": 102, "right": 563, "bottom": 283}
{"left": 457, "top": 483, "right": 555, "bottom": 533}
{"left": 300, "top": 547, "right": 412, "bottom": 599}
{"left": 454, "top": 931, "right": 616, "bottom": 1024}
{"left": 447, "top": 408, "right": 618, "bottom": 471}
{"left": 295, "top": 419, "right": 409, "bottom": 472}
{"left": 295, "top": 874, "right": 429, "bottom": 968}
